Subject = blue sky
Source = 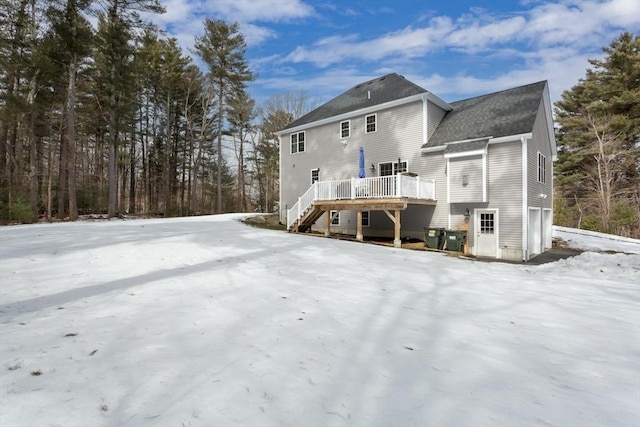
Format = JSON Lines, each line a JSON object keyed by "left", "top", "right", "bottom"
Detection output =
{"left": 152, "top": 0, "right": 640, "bottom": 107}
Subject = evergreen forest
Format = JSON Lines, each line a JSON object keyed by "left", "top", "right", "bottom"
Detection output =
{"left": 0, "top": 1, "right": 638, "bottom": 237}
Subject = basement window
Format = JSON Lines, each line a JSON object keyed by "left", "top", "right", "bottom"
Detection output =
{"left": 330, "top": 210, "right": 340, "bottom": 225}
{"left": 362, "top": 211, "right": 370, "bottom": 227}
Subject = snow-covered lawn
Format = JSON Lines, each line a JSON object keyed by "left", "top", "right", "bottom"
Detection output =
{"left": 1, "top": 215, "right": 639, "bottom": 427}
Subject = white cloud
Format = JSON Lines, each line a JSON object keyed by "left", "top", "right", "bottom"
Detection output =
{"left": 238, "top": 22, "right": 278, "bottom": 46}
{"left": 411, "top": 47, "right": 596, "bottom": 103}
{"left": 281, "top": 0, "right": 639, "bottom": 68}
{"left": 154, "top": 0, "right": 193, "bottom": 25}
{"left": 285, "top": 16, "right": 455, "bottom": 67}
{"left": 445, "top": 16, "right": 526, "bottom": 51}
{"left": 199, "top": 0, "right": 314, "bottom": 23}
{"left": 153, "top": 0, "right": 315, "bottom": 49}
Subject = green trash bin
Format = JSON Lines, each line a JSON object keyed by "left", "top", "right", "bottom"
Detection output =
{"left": 425, "top": 227, "right": 445, "bottom": 249}
{"left": 444, "top": 230, "right": 467, "bottom": 251}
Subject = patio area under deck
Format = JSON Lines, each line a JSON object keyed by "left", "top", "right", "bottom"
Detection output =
{"left": 316, "top": 197, "right": 436, "bottom": 247}
{"left": 287, "top": 175, "right": 437, "bottom": 248}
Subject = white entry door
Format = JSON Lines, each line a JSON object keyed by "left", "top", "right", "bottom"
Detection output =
{"left": 476, "top": 209, "right": 497, "bottom": 257}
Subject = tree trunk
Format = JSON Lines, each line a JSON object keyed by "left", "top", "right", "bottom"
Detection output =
{"left": 216, "top": 82, "right": 223, "bottom": 213}
{"left": 237, "top": 130, "right": 245, "bottom": 212}
{"left": 106, "top": 2, "right": 119, "bottom": 218}
{"left": 129, "top": 126, "right": 136, "bottom": 213}
{"left": 57, "top": 109, "right": 68, "bottom": 219}
{"left": 67, "top": 52, "right": 78, "bottom": 220}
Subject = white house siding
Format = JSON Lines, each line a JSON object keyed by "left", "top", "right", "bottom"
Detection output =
{"left": 525, "top": 100, "right": 554, "bottom": 256}
{"left": 449, "top": 155, "right": 484, "bottom": 203}
{"left": 280, "top": 99, "right": 425, "bottom": 233}
{"left": 427, "top": 101, "right": 447, "bottom": 140}
{"left": 361, "top": 100, "right": 425, "bottom": 173}
{"left": 487, "top": 140, "right": 524, "bottom": 260}
{"left": 527, "top": 101, "right": 554, "bottom": 210}
{"left": 417, "top": 152, "right": 448, "bottom": 227}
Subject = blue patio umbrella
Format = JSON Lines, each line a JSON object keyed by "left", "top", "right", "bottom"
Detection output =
{"left": 358, "top": 146, "right": 366, "bottom": 178}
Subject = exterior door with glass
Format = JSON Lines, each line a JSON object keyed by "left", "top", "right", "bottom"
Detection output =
{"left": 476, "top": 209, "right": 498, "bottom": 257}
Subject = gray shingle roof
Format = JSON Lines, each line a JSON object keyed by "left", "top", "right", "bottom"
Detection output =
{"left": 281, "top": 73, "right": 428, "bottom": 131}
{"left": 443, "top": 138, "right": 489, "bottom": 154}
{"left": 425, "top": 81, "right": 547, "bottom": 148}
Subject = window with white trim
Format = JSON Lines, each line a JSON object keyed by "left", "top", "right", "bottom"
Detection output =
{"left": 290, "top": 131, "right": 305, "bottom": 154}
{"left": 311, "top": 168, "right": 319, "bottom": 184}
{"left": 365, "top": 114, "right": 376, "bottom": 133}
{"left": 362, "top": 211, "right": 370, "bottom": 227}
{"left": 480, "top": 212, "right": 495, "bottom": 234}
{"left": 379, "top": 160, "right": 408, "bottom": 176}
{"left": 330, "top": 210, "right": 340, "bottom": 225}
{"left": 340, "top": 120, "right": 350, "bottom": 138}
{"left": 537, "top": 152, "right": 546, "bottom": 184}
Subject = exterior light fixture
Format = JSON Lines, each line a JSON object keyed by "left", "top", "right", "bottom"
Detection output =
{"left": 370, "top": 164, "right": 376, "bottom": 172}
{"left": 462, "top": 175, "right": 469, "bottom": 186}
{"left": 464, "top": 208, "right": 470, "bottom": 223}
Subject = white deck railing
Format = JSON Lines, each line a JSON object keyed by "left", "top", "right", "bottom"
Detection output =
{"left": 287, "top": 175, "right": 436, "bottom": 229}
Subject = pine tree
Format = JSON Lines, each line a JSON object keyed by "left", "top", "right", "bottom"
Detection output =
{"left": 227, "top": 89, "right": 255, "bottom": 212}
{"left": 194, "top": 19, "right": 255, "bottom": 213}
{"left": 46, "top": 0, "right": 93, "bottom": 220}
{"left": 94, "top": 0, "right": 164, "bottom": 218}
{"left": 555, "top": 32, "right": 640, "bottom": 237}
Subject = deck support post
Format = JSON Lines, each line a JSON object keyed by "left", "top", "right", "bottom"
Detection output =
{"left": 393, "top": 209, "right": 401, "bottom": 248}
{"left": 383, "top": 209, "right": 402, "bottom": 248}
{"left": 325, "top": 210, "right": 331, "bottom": 237}
{"left": 356, "top": 210, "right": 363, "bottom": 241}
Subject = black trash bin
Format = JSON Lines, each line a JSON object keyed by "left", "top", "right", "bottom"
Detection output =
{"left": 444, "top": 230, "right": 467, "bottom": 251}
{"left": 425, "top": 227, "right": 445, "bottom": 249}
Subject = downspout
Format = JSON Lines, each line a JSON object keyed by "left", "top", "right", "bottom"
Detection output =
{"left": 521, "top": 135, "right": 529, "bottom": 261}
{"left": 421, "top": 95, "right": 428, "bottom": 146}
{"left": 482, "top": 151, "right": 487, "bottom": 202}
{"left": 446, "top": 158, "right": 451, "bottom": 229}
{"left": 278, "top": 135, "right": 283, "bottom": 224}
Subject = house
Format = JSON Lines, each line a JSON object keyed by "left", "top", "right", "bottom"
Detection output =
{"left": 277, "top": 73, "right": 556, "bottom": 261}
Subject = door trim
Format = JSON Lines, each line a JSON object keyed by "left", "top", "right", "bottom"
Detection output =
{"left": 474, "top": 208, "right": 499, "bottom": 258}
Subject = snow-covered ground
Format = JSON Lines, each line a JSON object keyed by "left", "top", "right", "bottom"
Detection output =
{"left": 1, "top": 215, "right": 639, "bottom": 427}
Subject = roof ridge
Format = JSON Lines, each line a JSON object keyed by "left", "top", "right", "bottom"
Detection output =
{"left": 450, "top": 80, "right": 547, "bottom": 104}
{"left": 280, "top": 72, "right": 428, "bottom": 131}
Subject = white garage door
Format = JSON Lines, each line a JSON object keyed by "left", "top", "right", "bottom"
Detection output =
{"left": 528, "top": 207, "right": 542, "bottom": 256}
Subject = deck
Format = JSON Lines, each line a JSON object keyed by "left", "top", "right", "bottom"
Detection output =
{"left": 287, "top": 175, "right": 437, "bottom": 247}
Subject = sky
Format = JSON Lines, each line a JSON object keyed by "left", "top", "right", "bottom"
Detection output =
{"left": 149, "top": 0, "right": 640, "bottom": 107}
{"left": 0, "top": 215, "right": 639, "bottom": 426}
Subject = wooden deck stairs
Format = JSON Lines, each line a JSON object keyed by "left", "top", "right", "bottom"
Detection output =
{"left": 290, "top": 204, "right": 324, "bottom": 233}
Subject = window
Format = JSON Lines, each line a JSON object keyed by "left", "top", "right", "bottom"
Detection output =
{"left": 362, "top": 211, "right": 370, "bottom": 227}
{"left": 311, "top": 168, "right": 319, "bottom": 184}
{"left": 379, "top": 160, "right": 408, "bottom": 176}
{"left": 379, "top": 162, "right": 393, "bottom": 176}
{"left": 340, "top": 120, "right": 350, "bottom": 138}
{"left": 480, "top": 213, "right": 495, "bottom": 234}
{"left": 330, "top": 210, "right": 340, "bottom": 225}
{"left": 365, "top": 114, "right": 376, "bottom": 133}
{"left": 290, "top": 131, "right": 305, "bottom": 153}
{"left": 537, "top": 152, "right": 546, "bottom": 183}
